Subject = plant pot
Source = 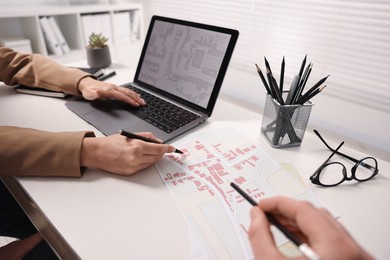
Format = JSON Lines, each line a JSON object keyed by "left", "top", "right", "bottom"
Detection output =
{"left": 86, "top": 46, "right": 111, "bottom": 68}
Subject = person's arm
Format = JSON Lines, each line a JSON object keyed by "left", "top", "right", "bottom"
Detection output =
{"left": 249, "top": 196, "right": 373, "bottom": 260}
{"left": 0, "top": 126, "right": 176, "bottom": 177}
{"left": 0, "top": 47, "right": 88, "bottom": 96}
{"left": 0, "top": 126, "right": 94, "bottom": 177}
{"left": 0, "top": 47, "right": 145, "bottom": 106}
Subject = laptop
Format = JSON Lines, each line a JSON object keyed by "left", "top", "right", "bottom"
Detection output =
{"left": 66, "top": 15, "right": 239, "bottom": 142}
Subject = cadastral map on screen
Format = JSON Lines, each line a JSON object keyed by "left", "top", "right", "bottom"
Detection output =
{"left": 138, "top": 20, "right": 231, "bottom": 109}
{"left": 155, "top": 128, "right": 322, "bottom": 260}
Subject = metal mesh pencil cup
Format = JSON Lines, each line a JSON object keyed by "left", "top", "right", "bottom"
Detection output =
{"left": 261, "top": 94, "right": 314, "bottom": 148}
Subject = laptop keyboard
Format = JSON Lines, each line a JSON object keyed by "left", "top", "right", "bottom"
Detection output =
{"left": 114, "top": 85, "right": 200, "bottom": 133}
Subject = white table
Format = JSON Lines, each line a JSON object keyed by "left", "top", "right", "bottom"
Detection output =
{"left": 1, "top": 64, "right": 390, "bottom": 259}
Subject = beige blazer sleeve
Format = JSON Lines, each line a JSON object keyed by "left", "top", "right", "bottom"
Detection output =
{"left": 0, "top": 127, "right": 95, "bottom": 177}
{"left": 0, "top": 47, "right": 96, "bottom": 177}
{"left": 0, "top": 47, "right": 89, "bottom": 95}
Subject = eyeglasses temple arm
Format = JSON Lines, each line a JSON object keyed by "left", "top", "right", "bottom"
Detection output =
{"left": 313, "top": 129, "right": 360, "bottom": 163}
{"left": 310, "top": 141, "right": 344, "bottom": 178}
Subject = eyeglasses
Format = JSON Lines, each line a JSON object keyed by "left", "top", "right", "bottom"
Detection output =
{"left": 310, "top": 130, "right": 379, "bottom": 187}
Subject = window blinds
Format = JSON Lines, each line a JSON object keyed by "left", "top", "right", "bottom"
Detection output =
{"left": 148, "top": 0, "right": 390, "bottom": 112}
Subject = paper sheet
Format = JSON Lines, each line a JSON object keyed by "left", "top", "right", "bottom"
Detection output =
{"left": 155, "top": 127, "right": 324, "bottom": 259}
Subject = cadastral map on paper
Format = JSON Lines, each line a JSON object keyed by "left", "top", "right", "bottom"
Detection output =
{"left": 155, "top": 128, "right": 323, "bottom": 259}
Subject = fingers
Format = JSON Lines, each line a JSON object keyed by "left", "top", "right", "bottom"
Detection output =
{"left": 95, "top": 86, "right": 145, "bottom": 107}
{"left": 249, "top": 207, "right": 281, "bottom": 259}
{"left": 78, "top": 77, "right": 146, "bottom": 106}
{"left": 131, "top": 140, "right": 175, "bottom": 158}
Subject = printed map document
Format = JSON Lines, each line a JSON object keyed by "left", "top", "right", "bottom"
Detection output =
{"left": 155, "top": 127, "right": 325, "bottom": 259}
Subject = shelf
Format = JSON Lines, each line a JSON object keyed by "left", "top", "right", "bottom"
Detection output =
{"left": 0, "top": 3, "right": 143, "bottom": 65}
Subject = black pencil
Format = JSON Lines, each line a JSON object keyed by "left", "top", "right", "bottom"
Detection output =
{"left": 298, "top": 54, "right": 307, "bottom": 78}
{"left": 264, "top": 57, "right": 276, "bottom": 95}
{"left": 230, "top": 182, "right": 320, "bottom": 260}
{"left": 300, "top": 75, "right": 329, "bottom": 101}
{"left": 280, "top": 56, "right": 285, "bottom": 95}
{"left": 255, "top": 64, "right": 272, "bottom": 95}
{"left": 293, "top": 63, "right": 312, "bottom": 104}
{"left": 266, "top": 68, "right": 284, "bottom": 105}
{"left": 119, "top": 130, "right": 183, "bottom": 154}
{"left": 299, "top": 62, "right": 312, "bottom": 90}
{"left": 297, "top": 85, "right": 327, "bottom": 104}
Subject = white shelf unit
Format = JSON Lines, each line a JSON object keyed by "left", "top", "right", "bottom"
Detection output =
{"left": 0, "top": 3, "right": 144, "bottom": 65}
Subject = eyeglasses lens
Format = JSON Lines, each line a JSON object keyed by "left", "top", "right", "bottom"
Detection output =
{"left": 355, "top": 157, "right": 377, "bottom": 181}
{"left": 319, "top": 162, "right": 345, "bottom": 186}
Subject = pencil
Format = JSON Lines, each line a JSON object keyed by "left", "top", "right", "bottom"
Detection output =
{"left": 300, "top": 75, "right": 329, "bottom": 101}
{"left": 298, "top": 54, "right": 307, "bottom": 78}
{"left": 297, "top": 85, "right": 327, "bottom": 104}
{"left": 293, "top": 63, "right": 312, "bottom": 104}
{"left": 98, "top": 71, "right": 116, "bottom": 81}
{"left": 255, "top": 64, "right": 272, "bottom": 95}
{"left": 119, "top": 130, "right": 183, "bottom": 154}
{"left": 264, "top": 56, "right": 273, "bottom": 76}
{"left": 266, "top": 68, "right": 284, "bottom": 105}
{"left": 264, "top": 57, "right": 276, "bottom": 95}
{"left": 230, "top": 182, "right": 321, "bottom": 260}
{"left": 280, "top": 56, "right": 285, "bottom": 95}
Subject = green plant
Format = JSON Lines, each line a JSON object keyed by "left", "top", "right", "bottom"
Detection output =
{"left": 88, "top": 32, "right": 108, "bottom": 48}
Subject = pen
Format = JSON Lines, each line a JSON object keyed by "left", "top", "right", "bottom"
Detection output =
{"left": 230, "top": 182, "right": 321, "bottom": 260}
{"left": 98, "top": 71, "right": 116, "bottom": 81}
{"left": 119, "top": 130, "right": 183, "bottom": 154}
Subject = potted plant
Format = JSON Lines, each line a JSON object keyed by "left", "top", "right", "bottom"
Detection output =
{"left": 86, "top": 32, "right": 112, "bottom": 68}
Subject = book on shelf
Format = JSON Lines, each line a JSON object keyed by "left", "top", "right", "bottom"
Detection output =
{"left": 39, "top": 16, "right": 63, "bottom": 56}
{"left": 48, "top": 16, "right": 70, "bottom": 54}
{"left": 15, "top": 67, "right": 106, "bottom": 98}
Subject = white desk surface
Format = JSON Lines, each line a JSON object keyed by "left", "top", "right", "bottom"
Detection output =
{"left": 1, "top": 63, "right": 390, "bottom": 259}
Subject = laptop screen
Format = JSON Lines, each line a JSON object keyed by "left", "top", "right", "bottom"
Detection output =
{"left": 134, "top": 16, "right": 239, "bottom": 114}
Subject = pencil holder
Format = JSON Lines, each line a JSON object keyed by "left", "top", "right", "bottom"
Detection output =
{"left": 261, "top": 94, "right": 314, "bottom": 148}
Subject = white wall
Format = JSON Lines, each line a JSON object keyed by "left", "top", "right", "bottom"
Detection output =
{"left": 1, "top": 0, "right": 388, "bottom": 160}
{"left": 141, "top": 1, "right": 390, "bottom": 161}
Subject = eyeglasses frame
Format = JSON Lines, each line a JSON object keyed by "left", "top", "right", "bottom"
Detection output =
{"left": 310, "top": 130, "right": 379, "bottom": 187}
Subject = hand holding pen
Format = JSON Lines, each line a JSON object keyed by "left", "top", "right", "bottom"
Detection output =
{"left": 231, "top": 183, "right": 320, "bottom": 260}
{"left": 248, "top": 196, "right": 373, "bottom": 260}
{"left": 231, "top": 183, "right": 373, "bottom": 260}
